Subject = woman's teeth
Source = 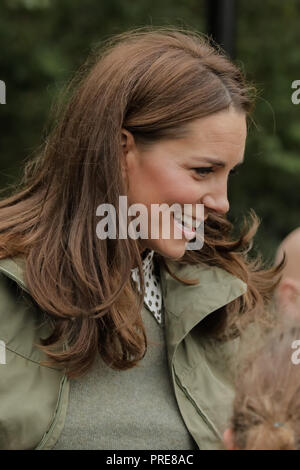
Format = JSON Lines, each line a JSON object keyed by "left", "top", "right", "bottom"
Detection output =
{"left": 173, "top": 212, "right": 202, "bottom": 230}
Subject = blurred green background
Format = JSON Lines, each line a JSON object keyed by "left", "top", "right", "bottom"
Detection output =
{"left": 0, "top": 0, "right": 299, "bottom": 264}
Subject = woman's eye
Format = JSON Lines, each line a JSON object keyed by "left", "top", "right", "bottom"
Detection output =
{"left": 192, "top": 166, "right": 239, "bottom": 178}
{"left": 193, "top": 167, "right": 214, "bottom": 176}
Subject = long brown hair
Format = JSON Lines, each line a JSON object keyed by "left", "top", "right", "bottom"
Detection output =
{"left": 230, "top": 319, "right": 300, "bottom": 450}
{"left": 0, "top": 26, "right": 283, "bottom": 378}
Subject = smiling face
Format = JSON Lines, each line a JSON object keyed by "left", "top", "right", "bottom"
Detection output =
{"left": 122, "top": 106, "right": 247, "bottom": 260}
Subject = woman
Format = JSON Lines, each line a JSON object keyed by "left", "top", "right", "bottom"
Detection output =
{"left": 0, "top": 27, "right": 281, "bottom": 450}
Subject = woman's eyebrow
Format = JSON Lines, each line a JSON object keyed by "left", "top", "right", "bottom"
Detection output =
{"left": 194, "top": 156, "right": 244, "bottom": 168}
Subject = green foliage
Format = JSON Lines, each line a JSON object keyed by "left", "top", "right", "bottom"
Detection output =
{"left": 229, "top": 0, "right": 300, "bottom": 261}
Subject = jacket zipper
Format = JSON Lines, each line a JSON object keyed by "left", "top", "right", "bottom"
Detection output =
{"left": 173, "top": 367, "right": 222, "bottom": 442}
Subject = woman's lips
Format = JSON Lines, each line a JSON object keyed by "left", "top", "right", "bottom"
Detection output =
{"left": 172, "top": 214, "right": 197, "bottom": 241}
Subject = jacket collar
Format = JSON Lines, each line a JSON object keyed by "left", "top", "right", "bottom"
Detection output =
{"left": 159, "top": 260, "right": 247, "bottom": 364}
{"left": 0, "top": 255, "right": 247, "bottom": 345}
{"left": 0, "top": 256, "right": 28, "bottom": 292}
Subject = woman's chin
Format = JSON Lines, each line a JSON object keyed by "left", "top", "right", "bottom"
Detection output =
{"left": 147, "top": 238, "right": 187, "bottom": 260}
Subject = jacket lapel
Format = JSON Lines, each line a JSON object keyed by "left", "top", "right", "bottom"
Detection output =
{"left": 0, "top": 257, "right": 28, "bottom": 292}
{"left": 0, "top": 256, "right": 247, "bottom": 348}
{"left": 159, "top": 260, "right": 248, "bottom": 366}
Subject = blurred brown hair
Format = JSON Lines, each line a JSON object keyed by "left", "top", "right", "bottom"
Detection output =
{"left": 0, "top": 26, "right": 282, "bottom": 378}
{"left": 230, "top": 318, "right": 300, "bottom": 450}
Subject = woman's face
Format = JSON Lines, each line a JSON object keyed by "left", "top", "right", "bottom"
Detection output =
{"left": 122, "top": 107, "right": 247, "bottom": 260}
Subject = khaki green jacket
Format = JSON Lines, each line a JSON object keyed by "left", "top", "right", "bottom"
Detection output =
{"left": 0, "top": 256, "right": 247, "bottom": 450}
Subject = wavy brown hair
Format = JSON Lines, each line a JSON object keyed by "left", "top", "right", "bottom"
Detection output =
{"left": 230, "top": 319, "right": 300, "bottom": 450}
{"left": 0, "top": 26, "right": 283, "bottom": 378}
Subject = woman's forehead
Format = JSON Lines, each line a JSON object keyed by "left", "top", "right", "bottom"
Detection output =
{"left": 183, "top": 110, "right": 247, "bottom": 143}
{"left": 141, "top": 112, "right": 246, "bottom": 166}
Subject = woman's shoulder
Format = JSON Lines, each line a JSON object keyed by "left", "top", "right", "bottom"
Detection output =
{"left": 0, "top": 256, "right": 53, "bottom": 362}
{"left": 0, "top": 256, "right": 69, "bottom": 450}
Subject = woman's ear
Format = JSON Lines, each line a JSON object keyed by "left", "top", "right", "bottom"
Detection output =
{"left": 223, "top": 427, "right": 238, "bottom": 450}
{"left": 276, "top": 278, "right": 300, "bottom": 318}
{"left": 120, "top": 128, "right": 136, "bottom": 183}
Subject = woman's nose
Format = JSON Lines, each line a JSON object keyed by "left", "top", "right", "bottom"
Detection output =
{"left": 202, "top": 193, "right": 230, "bottom": 215}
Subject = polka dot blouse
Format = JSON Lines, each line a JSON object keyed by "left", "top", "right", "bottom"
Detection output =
{"left": 131, "top": 250, "right": 163, "bottom": 325}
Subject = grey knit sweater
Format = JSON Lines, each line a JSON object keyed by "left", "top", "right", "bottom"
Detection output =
{"left": 52, "top": 303, "right": 196, "bottom": 450}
